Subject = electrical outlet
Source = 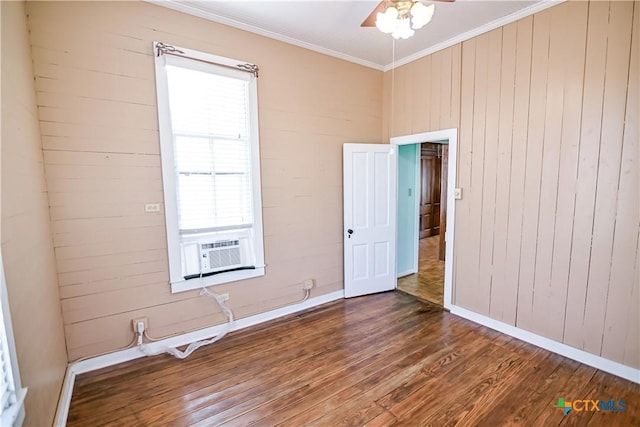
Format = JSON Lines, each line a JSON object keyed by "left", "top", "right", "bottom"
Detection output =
{"left": 219, "top": 293, "right": 230, "bottom": 302}
{"left": 131, "top": 317, "right": 149, "bottom": 333}
{"left": 144, "top": 203, "right": 161, "bottom": 213}
{"left": 303, "top": 279, "right": 314, "bottom": 290}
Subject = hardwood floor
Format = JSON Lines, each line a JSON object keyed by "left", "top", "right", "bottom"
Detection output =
{"left": 397, "top": 236, "right": 444, "bottom": 306}
{"left": 67, "top": 292, "right": 640, "bottom": 426}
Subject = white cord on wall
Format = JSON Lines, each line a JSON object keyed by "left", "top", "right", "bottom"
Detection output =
{"left": 139, "top": 287, "right": 235, "bottom": 359}
{"left": 137, "top": 281, "right": 311, "bottom": 360}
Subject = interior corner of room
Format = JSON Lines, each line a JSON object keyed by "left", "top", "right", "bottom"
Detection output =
{"left": 1, "top": 0, "right": 638, "bottom": 426}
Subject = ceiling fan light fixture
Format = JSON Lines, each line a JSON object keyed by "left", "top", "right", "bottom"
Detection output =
{"left": 410, "top": 1, "right": 427, "bottom": 16}
{"left": 376, "top": 7, "right": 399, "bottom": 34}
{"left": 411, "top": 3, "right": 434, "bottom": 29}
{"left": 392, "top": 17, "right": 415, "bottom": 40}
{"left": 385, "top": 5, "right": 399, "bottom": 18}
{"left": 374, "top": 1, "right": 434, "bottom": 39}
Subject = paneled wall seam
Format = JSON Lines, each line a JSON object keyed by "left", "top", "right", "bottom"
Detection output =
{"left": 560, "top": 0, "right": 590, "bottom": 345}
{"left": 486, "top": 27, "right": 505, "bottom": 317}
{"left": 24, "top": 0, "right": 67, "bottom": 337}
{"left": 514, "top": 17, "right": 535, "bottom": 327}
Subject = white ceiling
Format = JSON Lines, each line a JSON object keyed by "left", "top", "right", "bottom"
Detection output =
{"left": 153, "top": 0, "right": 561, "bottom": 70}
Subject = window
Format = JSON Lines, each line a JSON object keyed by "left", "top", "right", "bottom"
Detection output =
{"left": 154, "top": 43, "right": 265, "bottom": 293}
{"left": 0, "top": 254, "right": 26, "bottom": 426}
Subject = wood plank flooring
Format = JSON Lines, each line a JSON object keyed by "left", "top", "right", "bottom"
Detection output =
{"left": 67, "top": 292, "right": 640, "bottom": 426}
{"left": 397, "top": 236, "right": 445, "bottom": 306}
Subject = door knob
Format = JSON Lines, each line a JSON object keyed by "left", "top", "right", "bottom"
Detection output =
{"left": 347, "top": 229, "right": 353, "bottom": 238}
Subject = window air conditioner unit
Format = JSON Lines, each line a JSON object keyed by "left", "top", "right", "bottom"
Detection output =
{"left": 199, "top": 240, "right": 242, "bottom": 273}
{"left": 181, "top": 233, "right": 255, "bottom": 279}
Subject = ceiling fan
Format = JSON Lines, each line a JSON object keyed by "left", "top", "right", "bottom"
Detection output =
{"left": 361, "top": 0, "right": 455, "bottom": 39}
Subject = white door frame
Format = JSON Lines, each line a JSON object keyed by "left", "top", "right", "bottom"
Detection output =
{"left": 391, "top": 128, "right": 457, "bottom": 310}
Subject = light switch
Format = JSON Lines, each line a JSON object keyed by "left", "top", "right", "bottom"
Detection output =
{"left": 145, "top": 203, "right": 161, "bottom": 213}
{"left": 454, "top": 188, "right": 462, "bottom": 200}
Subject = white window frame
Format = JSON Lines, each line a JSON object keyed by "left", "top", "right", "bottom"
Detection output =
{"left": 153, "top": 43, "right": 265, "bottom": 293}
{"left": 0, "top": 251, "right": 27, "bottom": 427}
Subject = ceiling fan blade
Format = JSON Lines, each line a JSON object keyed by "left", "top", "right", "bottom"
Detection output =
{"left": 361, "top": 1, "right": 386, "bottom": 27}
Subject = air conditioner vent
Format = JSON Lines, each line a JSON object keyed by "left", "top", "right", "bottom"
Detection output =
{"left": 200, "top": 239, "right": 243, "bottom": 272}
{"left": 206, "top": 246, "right": 241, "bottom": 269}
{"left": 202, "top": 240, "right": 239, "bottom": 250}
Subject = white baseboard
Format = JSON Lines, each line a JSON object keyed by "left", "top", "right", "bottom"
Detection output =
{"left": 397, "top": 269, "right": 416, "bottom": 278}
{"left": 53, "top": 289, "right": 344, "bottom": 427}
{"left": 53, "top": 367, "right": 75, "bottom": 427}
{"left": 450, "top": 304, "right": 640, "bottom": 385}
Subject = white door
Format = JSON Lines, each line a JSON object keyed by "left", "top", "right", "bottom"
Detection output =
{"left": 343, "top": 143, "right": 397, "bottom": 298}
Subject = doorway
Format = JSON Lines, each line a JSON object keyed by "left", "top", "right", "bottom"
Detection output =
{"left": 398, "top": 142, "right": 447, "bottom": 305}
{"left": 392, "top": 129, "right": 457, "bottom": 310}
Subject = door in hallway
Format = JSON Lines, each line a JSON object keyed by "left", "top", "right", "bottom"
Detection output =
{"left": 419, "top": 143, "right": 441, "bottom": 239}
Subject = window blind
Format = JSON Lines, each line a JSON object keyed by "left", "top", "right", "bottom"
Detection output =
{"left": 0, "top": 281, "right": 22, "bottom": 426}
{"left": 165, "top": 64, "right": 253, "bottom": 233}
{"left": 0, "top": 336, "right": 12, "bottom": 412}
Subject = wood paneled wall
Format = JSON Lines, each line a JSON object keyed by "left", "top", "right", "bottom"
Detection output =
{"left": 382, "top": 44, "right": 461, "bottom": 141}
{"left": 0, "top": 2, "right": 68, "bottom": 425}
{"left": 27, "top": 1, "right": 382, "bottom": 360}
{"left": 385, "top": 0, "right": 639, "bottom": 369}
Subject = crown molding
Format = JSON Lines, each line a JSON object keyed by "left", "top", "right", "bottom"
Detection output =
{"left": 147, "top": 0, "right": 565, "bottom": 73}
{"left": 383, "top": 0, "right": 565, "bottom": 71}
{"left": 146, "top": 0, "right": 386, "bottom": 71}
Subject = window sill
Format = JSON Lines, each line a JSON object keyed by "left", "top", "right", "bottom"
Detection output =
{"left": 2, "top": 387, "right": 26, "bottom": 427}
{"left": 170, "top": 267, "right": 265, "bottom": 293}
